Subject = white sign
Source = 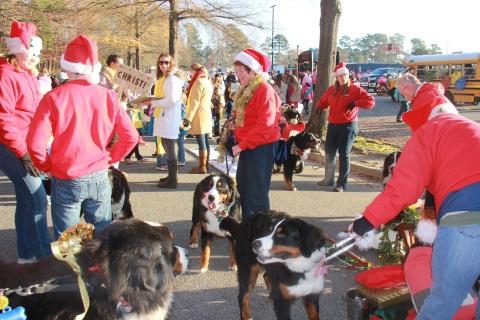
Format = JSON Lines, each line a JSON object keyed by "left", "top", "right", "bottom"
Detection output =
{"left": 114, "top": 64, "right": 155, "bottom": 97}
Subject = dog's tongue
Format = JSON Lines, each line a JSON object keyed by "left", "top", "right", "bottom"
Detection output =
{"left": 209, "top": 203, "right": 217, "bottom": 210}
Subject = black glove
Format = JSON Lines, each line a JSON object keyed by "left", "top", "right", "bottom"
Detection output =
{"left": 20, "top": 153, "right": 41, "bottom": 178}
{"left": 352, "top": 216, "right": 375, "bottom": 236}
{"left": 346, "top": 102, "right": 356, "bottom": 110}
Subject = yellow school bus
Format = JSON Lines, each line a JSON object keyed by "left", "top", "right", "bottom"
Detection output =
{"left": 404, "top": 52, "right": 480, "bottom": 105}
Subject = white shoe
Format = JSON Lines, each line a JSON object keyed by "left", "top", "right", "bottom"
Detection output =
{"left": 17, "top": 257, "right": 38, "bottom": 264}
{"left": 156, "top": 165, "right": 168, "bottom": 171}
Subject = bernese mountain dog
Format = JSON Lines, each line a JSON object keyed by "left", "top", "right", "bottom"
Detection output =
{"left": 0, "top": 219, "right": 188, "bottom": 320}
{"left": 189, "top": 173, "right": 241, "bottom": 273}
{"left": 382, "top": 151, "right": 402, "bottom": 188}
{"left": 230, "top": 210, "right": 326, "bottom": 320}
{"left": 283, "top": 131, "right": 320, "bottom": 191}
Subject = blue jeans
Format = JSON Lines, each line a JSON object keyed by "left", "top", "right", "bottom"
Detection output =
{"left": 324, "top": 122, "right": 358, "bottom": 189}
{"left": 0, "top": 145, "right": 51, "bottom": 259}
{"left": 195, "top": 134, "right": 210, "bottom": 153}
{"left": 236, "top": 142, "right": 275, "bottom": 218}
{"left": 177, "top": 133, "right": 186, "bottom": 163}
{"left": 51, "top": 169, "right": 112, "bottom": 239}
{"left": 417, "top": 224, "right": 480, "bottom": 319}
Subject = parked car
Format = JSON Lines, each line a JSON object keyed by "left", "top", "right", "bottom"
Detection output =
{"left": 359, "top": 67, "right": 405, "bottom": 93}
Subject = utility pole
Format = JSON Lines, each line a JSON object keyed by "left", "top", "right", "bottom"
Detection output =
{"left": 271, "top": 4, "right": 276, "bottom": 72}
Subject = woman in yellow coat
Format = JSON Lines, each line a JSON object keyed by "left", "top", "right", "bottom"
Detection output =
{"left": 185, "top": 63, "right": 213, "bottom": 174}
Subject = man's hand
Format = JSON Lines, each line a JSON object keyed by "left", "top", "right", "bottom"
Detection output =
{"left": 346, "top": 102, "right": 356, "bottom": 110}
{"left": 20, "top": 153, "right": 41, "bottom": 177}
{"left": 232, "top": 145, "right": 242, "bottom": 157}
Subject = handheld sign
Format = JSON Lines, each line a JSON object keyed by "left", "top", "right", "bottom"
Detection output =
{"left": 114, "top": 64, "right": 155, "bottom": 98}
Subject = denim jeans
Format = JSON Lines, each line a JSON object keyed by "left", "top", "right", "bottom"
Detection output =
{"left": 51, "top": 169, "right": 112, "bottom": 239}
{"left": 236, "top": 142, "right": 275, "bottom": 218}
{"left": 156, "top": 153, "right": 167, "bottom": 167}
{"left": 324, "top": 122, "right": 358, "bottom": 189}
{"left": 177, "top": 133, "right": 186, "bottom": 163}
{"left": 195, "top": 134, "right": 210, "bottom": 153}
{"left": 0, "top": 144, "right": 51, "bottom": 259}
{"left": 417, "top": 224, "right": 480, "bottom": 319}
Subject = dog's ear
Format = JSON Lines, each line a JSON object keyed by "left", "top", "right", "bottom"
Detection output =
{"left": 293, "top": 219, "right": 325, "bottom": 257}
{"left": 224, "top": 174, "right": 238, "bottom": 203}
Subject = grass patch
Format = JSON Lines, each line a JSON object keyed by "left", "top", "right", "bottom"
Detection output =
{"left": 353, "top": 136, "right": 401, "bottom": 155}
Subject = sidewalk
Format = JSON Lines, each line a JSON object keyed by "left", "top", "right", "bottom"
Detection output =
{"left": 186, "top": 139, "right": 387, "bottom": 181}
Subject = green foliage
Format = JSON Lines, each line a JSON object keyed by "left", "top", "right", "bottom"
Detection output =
{"left": 353, "top": 136, "right": 401, "bottom": 155}
{"left": 377, "top": 206, "right": 421, "bottom": 265}
{"left": 260, "top": 33, "right": 290, "bottom": 66}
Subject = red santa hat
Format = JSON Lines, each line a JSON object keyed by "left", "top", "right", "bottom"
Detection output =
{"left": 402, "top": 83, "right": 458, "bottom": 132}
{"left": 60, "top": 35, "right": 102, "bottom": 84}
{"left": 234, "top": 48, "right": 271, "bottom": 74}
{"left": 333, "top": 62, "right": 349, "bottom": 77}
{"left": 5, "top": 20, "right": 42, "bottom": 57}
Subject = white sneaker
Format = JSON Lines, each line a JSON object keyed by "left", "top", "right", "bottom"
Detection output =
{"left": 178, "top": 162, "right": 186, "bottom": 167}
{"left": 156, "top": 165, "right": 168, "bottom": 171}
{"left": 17, "top": 257, "right": 38, "bottom": 264}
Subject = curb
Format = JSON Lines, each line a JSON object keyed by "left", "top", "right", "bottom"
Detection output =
{"left": 308, "top": 150, "right": 383, "bottom": 181}
{"left": 185, "top": 143, "right": 384, "bottom": 182}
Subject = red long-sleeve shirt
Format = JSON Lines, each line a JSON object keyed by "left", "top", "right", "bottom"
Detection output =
{"left": 316, "top": 84, "right": 374, "bottom": 124}
{"left": 235, "top": 82, "right": 281, "bottom": 150}
{"left": 364, "top": 114, "right": 480, "bottom": 227}
{"left": 0, "top": 58, "right": 41, "bottom": 157}
{"left": 27, "top": 79, "right": 138, "bottom": 179}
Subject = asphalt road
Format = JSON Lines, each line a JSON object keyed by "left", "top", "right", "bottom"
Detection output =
{"left": 0, "top": 140, "right": 382, "bottom": 320}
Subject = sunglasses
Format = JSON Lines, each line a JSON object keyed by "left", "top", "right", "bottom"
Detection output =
{"left": 158, "top": 61, "right": 170, "bottom": 65}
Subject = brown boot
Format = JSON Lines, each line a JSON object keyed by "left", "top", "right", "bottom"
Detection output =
{"left": 157, "top": 161, "right": 177, "bottom": 188}
{"left": 190, "top": 150, "right": 208, "bottom": 174}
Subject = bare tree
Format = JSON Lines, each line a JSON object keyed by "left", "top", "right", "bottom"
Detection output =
{"left": 306, "top": 0, "right": 342, "bottom": 139}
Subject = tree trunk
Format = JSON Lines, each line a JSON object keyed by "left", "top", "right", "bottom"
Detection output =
{"left": 135, "top": 7, "right": 140, "bottom": 70}
{"left": 305, "top": 0, "right": 342, "bottom": 140}
{"left": 169, "top": 0, "right": 179, "bottom": 58}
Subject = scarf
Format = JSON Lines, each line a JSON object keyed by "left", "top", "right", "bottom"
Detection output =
{"left": 233, "top": 74, "right": 265, "bottom": 127}
{"left": 186, "top": 69, "right": 206, "bottom": 98}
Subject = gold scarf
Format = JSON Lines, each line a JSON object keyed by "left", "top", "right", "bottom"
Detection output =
{"left": 233, "top": 74, "right": 265, "bottom": 127}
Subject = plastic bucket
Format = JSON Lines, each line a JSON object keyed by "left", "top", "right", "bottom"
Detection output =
{"left": 344, "top": 288, "right": 367, "bottom": 320}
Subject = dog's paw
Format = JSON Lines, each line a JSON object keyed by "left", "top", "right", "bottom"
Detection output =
{"left": 200, "top": 266, "right": 208, "bottom": 273}
{"left": 188, "top": 243, "right": 198, "bottom": 249}
{"left": 230, "top": 265, "right": 238, "bottom": 271}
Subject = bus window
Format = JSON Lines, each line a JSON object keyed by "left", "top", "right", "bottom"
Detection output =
{"left": 417, "top": 65, "right": 426, "bottom": 81}
{"left": 464, "top": 64, "right": 476, "bottom": 79}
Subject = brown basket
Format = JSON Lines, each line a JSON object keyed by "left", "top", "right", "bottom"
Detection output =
{"left": 357, "top": 284, "right": 411, "bottom": 309}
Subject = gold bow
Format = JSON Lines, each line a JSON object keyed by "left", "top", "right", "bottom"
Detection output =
{"left": 51, "top": 223, "right": 94, "bottom": 320}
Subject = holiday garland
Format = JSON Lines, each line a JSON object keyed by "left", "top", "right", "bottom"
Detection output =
{"left": 233, "top": 74, "right": 265, "bottom": 127}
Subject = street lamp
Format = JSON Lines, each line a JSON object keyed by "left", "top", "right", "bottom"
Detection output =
{"left": 271, "top": 4, "right": 276, "bottom": 72}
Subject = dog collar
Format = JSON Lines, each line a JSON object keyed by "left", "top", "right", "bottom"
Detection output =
{"left": 213, "top": 210, "right": 229, "bottom": 222}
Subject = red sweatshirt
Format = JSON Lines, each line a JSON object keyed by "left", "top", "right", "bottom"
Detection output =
{"left": 0, "top": 58, "right": 41, "bottom": 157}
{"left": 316, "top": 84, "right": 374, "bottom": 124}
{"left": 364, "top": 114, "right": 480, "bottom": 227}
{"left": 235, "top": 82, "right": 281, "bottom": 150}
{"left": 27, "top": 79, "right": 138, "bottom": 179}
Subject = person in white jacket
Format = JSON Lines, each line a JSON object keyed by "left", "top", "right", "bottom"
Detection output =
{"left": 150, "top": 53, "right": 184, "bottom": 188}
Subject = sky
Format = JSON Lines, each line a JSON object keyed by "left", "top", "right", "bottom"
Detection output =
{"left": 248, "top": 0, "right": 480, "bottom": 54}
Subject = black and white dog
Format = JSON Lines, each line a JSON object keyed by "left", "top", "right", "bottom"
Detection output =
{"left": 230, "top": 210, "right": 326, "bottom": 320}
{"left": 283, "top": 132, "right": 320, "bottom": 191}
{"left": 382, "top": 151, "right": 402, "bottom": 188}
{"left": 189, "top": 173, "right": 241, "bottom": 273}
{"left": 0, "top": 219, "right": 188, "bottom": 320}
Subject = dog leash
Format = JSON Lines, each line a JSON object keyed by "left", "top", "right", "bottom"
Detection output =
{"left": 324, "top": 235, "right": 357, "bottom": 262}
{"left": 0, "top": 275, "right": 79, "bottom": 297}
{"left": 51, "top": 222, "right": 95, "bottom": 320}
